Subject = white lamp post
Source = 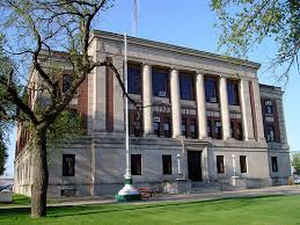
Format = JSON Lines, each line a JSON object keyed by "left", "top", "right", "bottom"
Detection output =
{"left": 176, "top": 153, "right": 182, "bottom": 175}
{"left": 116, "top": 34, "right": 140, "bottom": 202}
{"left": 232, "top": 154, "right": 237, "bottom": 186}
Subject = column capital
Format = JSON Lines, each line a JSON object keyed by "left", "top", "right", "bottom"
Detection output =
{"left": 169, "top": 66, "right": 181, "bottom": 72}
{"left": 169, "top": 68, "right": 179, "bottom": 75}
{"left": 195, "top": 73, "right": 205, "bottom": 80}
{"left": 141, "top": 61, "right": 152, "bottom": 67}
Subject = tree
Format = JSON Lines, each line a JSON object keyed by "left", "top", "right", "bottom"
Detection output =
{"left": 0, "top": 129, "right": 8, "bottom": 176}
{"left": 292, "top": 153, "right": 300, "bottom": 174}
{"left": 211, "top": 0, "right": 299, "bottom": 81}
{"left": 0, "top": 33, "right": 12, "bottom": 176}
{"left": 0, "top": 0, "right": 135, "bottom": 217}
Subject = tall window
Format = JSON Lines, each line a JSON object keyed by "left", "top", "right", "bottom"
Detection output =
{"left": 63, "top": 74, "right": 71, "bottom": 93}
{"left": 265, "top": 124, "right": 275, "bottom": 142}
{"left": 63, "top": 154, "right": 75, "bottom": 176}
{"left": 182, "top": 118, "right": 187, "bottom": 137}
{"left": 131, "top": 154, "right": 142, "bottom": 175}
{"left": 240, "top": 155, "right": 247, "bottom": 173}
{"left": 230, "top": 119, "right": 243, "bottom": 140}
{"left": 205, "top": 77, "right": 218, "bottom": 103}
{"left": 262, "top": 98, "right": 280, "bottom": 143}
{"left": 128, "top": 64, "right": 141, "bottom": 94}
{"left": 181, "top": 116, "right": 197, "bottom": 139}
{"left": 227, "top": 80, "right": 240, "bottom": 105}
{"left": 162, "top": 155, "right": 172, "bottom": 175}
{"left": 264, "top": 99, "right": 274, "bottom": 115}
{"left": 207, "top": 118, "right": 222, "bottom": 139}
{"left": 152, "top": 69, "right": 169, "bottom": 97}
{"left": 216, "top": 155, "right": 225, "bottom": 174}
{"left": 271, "top": 156, "right": 278, "bottom": 172}
{"left": 129, "top": 110, "right": 143, "bottom": 137}
{"left": 180, "top": 74, "right": 194, "bottom": 100}
{"left": 152, "top": 114, "right": 172, "bottom": 138}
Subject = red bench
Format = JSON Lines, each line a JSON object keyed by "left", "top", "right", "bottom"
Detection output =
{"left": 137, "top": 187, "right": 153, "bottom": 200}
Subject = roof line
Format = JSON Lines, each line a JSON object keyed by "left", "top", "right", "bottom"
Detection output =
{"left": 92, "top": 30, "right": 261, "bottom": 70}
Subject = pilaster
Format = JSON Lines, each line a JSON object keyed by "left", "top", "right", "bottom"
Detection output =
{"left": 113, "top": 56, "right": 125, "bottom": 132}
{"left": 252, "top": 80, "right": 266, "bottom": 142}
{"left": 240, "top": 79, "right": 255, "bottom": 141}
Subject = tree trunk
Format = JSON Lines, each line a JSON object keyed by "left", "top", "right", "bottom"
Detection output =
{"left": 31, "top": 126, "right": 49, "bottom": 218}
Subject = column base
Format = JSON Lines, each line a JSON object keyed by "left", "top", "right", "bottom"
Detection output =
{"left": 115, "top": 178, "right": 141, "bottom": 202}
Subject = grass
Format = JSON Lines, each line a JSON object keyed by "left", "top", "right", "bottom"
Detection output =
{"left": 1, "top": 195, "right": 300, "bottom": 225}
{"left": 0, "top": 194, "right": 31, "bottom": 207}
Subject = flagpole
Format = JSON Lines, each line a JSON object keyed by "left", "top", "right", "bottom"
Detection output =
{"left": 124, "top": 33, "right": 130, "bottom": 181}
{"left": 116, "top": 33, "right": 140, "bottom": 202}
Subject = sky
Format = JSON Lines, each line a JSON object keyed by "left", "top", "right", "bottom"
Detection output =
{"left": 4, "top": 0, "right": 300, "bottom": 176}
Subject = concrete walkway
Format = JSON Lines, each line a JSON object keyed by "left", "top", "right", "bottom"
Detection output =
{"left": 1, "top": 185, "right": 300, "bottom": 209}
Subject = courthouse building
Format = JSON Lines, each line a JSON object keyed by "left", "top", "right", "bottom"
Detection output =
{"left": 14, "top": 30, "right": 290, "bottom": 197}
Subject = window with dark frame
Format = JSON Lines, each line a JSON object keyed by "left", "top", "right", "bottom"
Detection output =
{"left": 240, "top": 155, "right": 247, "bottom": 173}
{"left": 131, "top": 154, "right": 142, "bottom": 175}
{"left": 63, "top": 74, "right": 71, "bottom": 93}
{"left": 162, "top": 155, "right": 172, "bottom": 175}
{"left": 271, "top": 156, "right": 278, "bottom": 172}
{"left": 62, "top": 154, "right": 75, "bottom": 176}
{"left": 216, "top": 155, "right": 225, "bottom": 174}
{"left": 205, "top": 77, "right": 218, "bottom": 103}
{"left": 128, "top": 64, "right": 141, "bottom": 95}
{"left": 180, "top": 74, "right": 194, "bottom": 100}
{"left": 152, "top": 69, "right": 169, "bottom": 97}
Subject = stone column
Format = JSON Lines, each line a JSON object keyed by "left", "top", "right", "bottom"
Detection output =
{"left": 219, "top": 76, "right": 231, "bottom": 140}
{"left": 196, "top": 73, "right": 208, "bottom": 139}
{"left": 143, "top": 64, "right": 153, "bottom": 135}
{"left": 170, "top": 69, "right": 182, "bottom": 138}
{"left": 252, "top": 80, "right": 266, "bottom": 142}
{"left": 90, "top": 40, "right": 106, "bottom": 132}
{"left": 240, "top": 79, "right": 255, "bottom": 141}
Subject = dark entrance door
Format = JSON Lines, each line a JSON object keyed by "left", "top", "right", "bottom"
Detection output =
{"left": 187, "top": 151, "right": 202, "bottom": 181}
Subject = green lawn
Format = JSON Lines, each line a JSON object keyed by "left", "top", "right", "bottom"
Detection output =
{"left": 0, "top": 194, "right": 31, "bottom": 207}
{"left": 1, "top": 195, "right": 300, "bottom": 225}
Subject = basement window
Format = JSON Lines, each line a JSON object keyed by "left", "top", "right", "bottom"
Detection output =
{"left": 62, "top": 154, "right": 75, "bottom": 176}
{"left": 162, "top": 155, "right": 172, "bottom": 175}
{"left": 240, "top": 155, "right": 247, "bottom": 174}
{"left": 131, "top": 154, "right": 142, "bottom": 175}
{"left": 271, "top": 156, "right": 278, "bottom": 172}
{"left": 216, "top": 155, "right": 225, "bottom": 174}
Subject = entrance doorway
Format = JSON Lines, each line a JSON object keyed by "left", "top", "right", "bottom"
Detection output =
{"left": 187, "top": 151, "right": 202, "bottom": 181}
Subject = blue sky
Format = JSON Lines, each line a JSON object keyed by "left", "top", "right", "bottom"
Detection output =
{"left": 4, "top": 0, "right": 300, "bottom": 176}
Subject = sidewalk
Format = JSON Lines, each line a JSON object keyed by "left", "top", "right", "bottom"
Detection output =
{"left": 1, "top": 185, "right": 300, "bottom": 209}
